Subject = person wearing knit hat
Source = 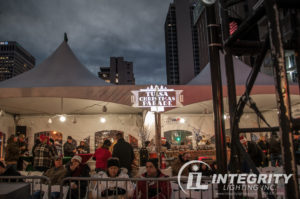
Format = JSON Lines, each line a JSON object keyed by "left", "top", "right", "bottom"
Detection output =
{"left": 106, "top": 157, "right": 121, "bottom": 178}
{"left": 71, "top": 155, "right": 82, "bottom": 164}
{"left": 93, "top": 157, "right": 134, "bottom": 198}
{"left": 65, "top": 154, "right": 90, "bottom": 199}
{"left": 133, "top": 158, "right": 172, "bottom": 199}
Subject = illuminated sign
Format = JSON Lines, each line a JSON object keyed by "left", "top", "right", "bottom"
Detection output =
{"left": 131, "top": 85, "right": 184, "bottom": 112}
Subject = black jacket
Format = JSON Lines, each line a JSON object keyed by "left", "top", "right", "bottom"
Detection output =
{"left": 112, "top": 138, "right": 135, "bottom": 172}
{"left": 269, "top": 138, "right": 281, "bottom": 155}
{"left": 0, "top": 165, "right": 22, "bottom": 182}
{"left": 258, "top": 140, "right": 269, "bottom": 152}
{"left": 63, "top": 142, "right": 76, "bottom": 156}
{"left": 65, "top": 163, "right": 90, "bottom": 199}
{"left": 247, "top": 141, "right": 264, "bottom": 167}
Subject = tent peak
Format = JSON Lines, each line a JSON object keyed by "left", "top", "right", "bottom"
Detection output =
{"left": 64, "top": 32, "right": 68, "bottom": 43}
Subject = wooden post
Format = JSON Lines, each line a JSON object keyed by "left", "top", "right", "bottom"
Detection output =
{"left": 155, "top": 112, "right": 161, "bottom": 165}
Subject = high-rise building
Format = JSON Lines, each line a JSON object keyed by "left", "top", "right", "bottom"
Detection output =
{"left": 165, "top": 0, "right": 200, "bottom": 85}
{"left": 98, "top": 57, "right": 135, "bottom": 85}
{"left": 0, "top": 41, "right": 35, "bottom": 81}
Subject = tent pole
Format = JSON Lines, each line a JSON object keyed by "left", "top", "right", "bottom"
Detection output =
{"left": 155, "top": 112, "right": 161, "bottom": 165}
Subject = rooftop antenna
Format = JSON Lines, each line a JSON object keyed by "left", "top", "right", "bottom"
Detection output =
{"left": 64, "top": 32, "right": 68, "bottom": 43}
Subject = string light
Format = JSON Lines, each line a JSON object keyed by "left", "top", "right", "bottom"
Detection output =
{"left": 100, "top": 117, "right": 106, "bottom": 123}
{"left": 59, "top": 115, "right": 66, "bottom": 122}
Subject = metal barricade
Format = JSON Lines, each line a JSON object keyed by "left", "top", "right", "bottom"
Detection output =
{"left": 59, "top": 176, "right": 215, "bottom": 199}
{"left": 0, "top": 175, "right": 51, "bottom": 199}
{"left": 58, "top": 174, "right": 300, "bottom": 199}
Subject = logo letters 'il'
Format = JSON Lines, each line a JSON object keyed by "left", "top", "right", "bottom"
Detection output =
{"left": 187, "top": 172, "right": 208, "bottom": 190}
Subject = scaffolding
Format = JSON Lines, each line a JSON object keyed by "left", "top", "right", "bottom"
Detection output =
{"left": 205, "top": 0, "right": 300, "bottom": 198}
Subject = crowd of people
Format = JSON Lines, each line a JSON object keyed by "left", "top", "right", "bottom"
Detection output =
{"left": 239, "top": 133, "right": 283, "bottom": 170}
{"left": 2, "top": 131, "right": 300, "bottom": 198}
{"left": 0, "top": 132, "right": 173, "bottom": 198}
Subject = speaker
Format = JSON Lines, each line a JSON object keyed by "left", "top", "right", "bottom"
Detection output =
{"left": 16, "top": 126, "right": 27, "bottom": 136}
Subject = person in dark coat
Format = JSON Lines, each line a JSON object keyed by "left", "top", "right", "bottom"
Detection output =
{"left": 0, "top": 161, "right": 22, "bottom": 182}
{"left": 139, "top": 141, "right": 150, "bottom": 166}
{"left": 258, "top": 135, "right": 269, "bottom": 167}
{"left": 76, "top": 141, "right": 90, "bottom": 154}
{"left": 161, "top": 138, "right": 171, "bottom": 150}
{"left": 18, "top": 134, "right": 28, "bottom": 155}
{"left": 240, "top": 136, "right": 264, "bottom": 172}
{"left": 112, "top": 133, "right": 135, "bottom": 177}
{"left": 5, "top": 135, "right": 20, "bottom": 170}
{"left": 65, "top": 155, "right": 90, "bottom": 199}
{"left": 200, "top": 163, "right": 212, "bottom": 176}
{"left": 63, "top": 136, "right": 76, "bottom": 157}
{"left": 269, "top": 132, "right": 282, "bottom": 167}
{"left": 211, "top": 161, "right": 218, "bottom": 174}
{"left": 49, "top": 138, "right": 58, "bottom": 156}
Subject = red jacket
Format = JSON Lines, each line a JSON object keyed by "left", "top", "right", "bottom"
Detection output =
{"left": 133, "top": 171, "right": 172, "bottom": 199}
{"left": 94, "top": 147, "right": 112, "bottom": 169}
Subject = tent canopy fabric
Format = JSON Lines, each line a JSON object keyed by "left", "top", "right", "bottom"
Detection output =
{"left": 0, "top": 41, "right": 109, "bottom": 88}
{"left": 188, "top": 52, "right": 275, "bottom": 85}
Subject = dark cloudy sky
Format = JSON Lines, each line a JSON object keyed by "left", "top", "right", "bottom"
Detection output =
{"left": 0, "top": 0, "right": 173, "bottom": 85}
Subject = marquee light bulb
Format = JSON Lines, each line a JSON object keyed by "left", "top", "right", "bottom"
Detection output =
{"left": 48, "top": 118, "right": 52, "bottom": 124}
{"left": 179, "top": 118, "right": 185, "bottom": 123}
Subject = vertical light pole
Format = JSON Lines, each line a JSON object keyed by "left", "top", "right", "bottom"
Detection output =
{"left": 202, "top": 0, "right": 228, "bottom": 197}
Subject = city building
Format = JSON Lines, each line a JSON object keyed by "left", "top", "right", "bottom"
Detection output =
{"left": 164, "top": 0, "right": 200, "bottom": 85}
{"left": 98, "top": 57, "right": 135, "bottom": 85}
{"left": 0, "top": 41, "right": 35, "bottom": 81}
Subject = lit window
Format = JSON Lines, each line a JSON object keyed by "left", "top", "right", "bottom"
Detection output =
{"left": 105, "top": 80, "right": 110, "bottom": 83}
